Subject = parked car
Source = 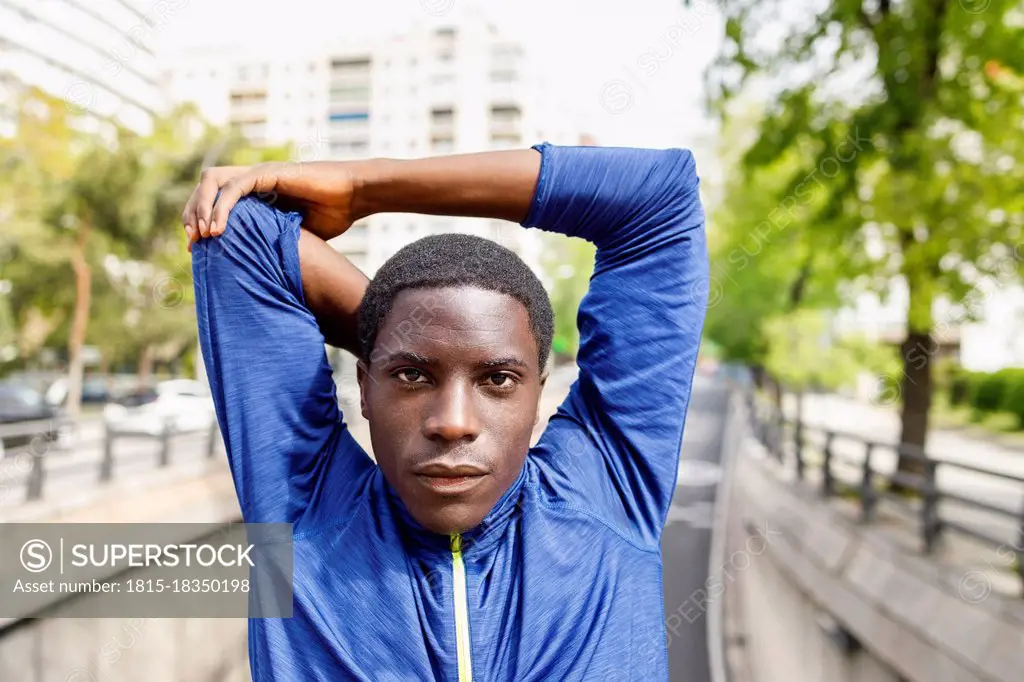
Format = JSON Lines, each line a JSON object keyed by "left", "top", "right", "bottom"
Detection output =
{"left": 0, "top": 380, "right": 74, "bottom": 453}
{"left": 42, "top": 374, "right": 114, "bottom": 407}
{"left": 103, "top": 379, "right": 216, "bottom": 436}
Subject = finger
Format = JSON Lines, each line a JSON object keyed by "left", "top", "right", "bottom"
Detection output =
{"left": 211, "top": 174, "right": 257, "bottom": 235}
{"left": 194, "top": 168, "right": 235, "bottom": 238}
{"left": 181, "top": 193, "right": 197, "bottom": 237}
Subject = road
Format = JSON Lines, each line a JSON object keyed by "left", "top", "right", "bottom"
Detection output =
{"left": 662, "top": 376, "right": 731, "bottom": 682}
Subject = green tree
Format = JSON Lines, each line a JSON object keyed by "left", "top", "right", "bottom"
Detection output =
{"left": 708, "top": 0, "right": 1024, "bottom": 476}
{"left": 541, "top": 233, "right": 596, "bottom": 360}
{"left": 1, "top": 92, "right": 289, "bottom": 413}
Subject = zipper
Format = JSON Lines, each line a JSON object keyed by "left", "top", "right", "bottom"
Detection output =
{"left": 450, "top": 532, "right": 473, "bottom": 682}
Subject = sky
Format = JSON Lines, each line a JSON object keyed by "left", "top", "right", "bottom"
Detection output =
{"left": 153, "top": 0, "right": 725, "bottom": 151}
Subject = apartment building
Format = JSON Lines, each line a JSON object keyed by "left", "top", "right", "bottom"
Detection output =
{"left": 163, "top": 14, "right": 580, "bottom": 281}
{"left": 0, "top": 0, "right": 165, "bottom": 135}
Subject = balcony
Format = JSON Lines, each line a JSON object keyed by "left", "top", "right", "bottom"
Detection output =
{"left": 489, "top": 119, "right": 520, "bottom": 137}
{"left": 431, "top": 136, "right": 455, "bottom": 153}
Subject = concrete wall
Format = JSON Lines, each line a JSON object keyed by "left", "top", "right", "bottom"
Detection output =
{"left": 0, "top": 614, "right": 249, "bottom": 682}
{"left": 0, "top": 466, "right": 252, "bottom": 682}
{"left": 724, "top": 425, "right": 1024, "bottom": 682}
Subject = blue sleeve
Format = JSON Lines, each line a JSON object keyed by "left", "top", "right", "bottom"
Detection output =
{"left": 523, "top": 144, "right": 708, "bottom": 546}
{"left": 192, "top": 197, "right": 375, "bottom": 530}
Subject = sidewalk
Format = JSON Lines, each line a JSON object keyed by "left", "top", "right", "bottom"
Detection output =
{"left": 783, "top": 391, "right": 1024, "bottom": 551}
{"left": 791, "top": 392, "right": 1024, "bottom": 475}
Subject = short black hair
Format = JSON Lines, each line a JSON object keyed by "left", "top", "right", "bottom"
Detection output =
{"left": 357, "top": 233, "right": 553, "bottom": 373}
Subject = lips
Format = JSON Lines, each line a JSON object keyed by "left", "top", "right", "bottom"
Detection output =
{"left": 412, "top": 462, "right": 489, "bottom": 496}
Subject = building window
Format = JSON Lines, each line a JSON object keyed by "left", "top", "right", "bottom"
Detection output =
{"left": 490, "top": 134, "right": 521, "bottom": 148}
{"left": 432, "top": 136, "right": 454, "bottom": 153}
{"left": 330, "top": 57, "right": 371, "bottom": 72}
{"left": 432, "top": 73, "right": 456, "bottom": 86}
{"left": 431, "top": 107, "right": 454, "bottom": 124}
{"left": 329, "top": 112, "right": 370, "bottom": 122}
{"left": 490, "top": 104, "right": 521, "bottom": 122}
{"left": 330, "top": 140, "right": 370, "bottom": 156}
{"left": 329, "top": 86, "right": 370, "bottom": 102}
{"left": 230, "top": 91, "right": 267, "bottom": 105}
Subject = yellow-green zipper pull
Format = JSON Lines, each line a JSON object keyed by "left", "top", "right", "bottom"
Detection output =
{"left": 450, "top": 532, "right": 473, "bottom": 682}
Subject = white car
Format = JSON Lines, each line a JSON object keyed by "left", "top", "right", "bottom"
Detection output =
{"left": 103, "top": 380, "right": 216, "bottom": 436}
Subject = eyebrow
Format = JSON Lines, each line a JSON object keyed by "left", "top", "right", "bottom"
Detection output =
{"left": 383, "top": 351, "right": 529, "bottom": 370}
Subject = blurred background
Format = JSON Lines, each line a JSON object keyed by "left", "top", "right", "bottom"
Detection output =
{"left": 0, "top": 0, "right": 1022, "bottom": 681}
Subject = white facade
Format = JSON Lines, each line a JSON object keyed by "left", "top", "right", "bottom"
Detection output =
{"left": 834, "top": 281, "right": 1024, "bottom": 372}
{"left": 0, "top": 0, "right": 167, "bottom": 135}
{"left": 162, "top": 15, "right": 582, "bottom": 281}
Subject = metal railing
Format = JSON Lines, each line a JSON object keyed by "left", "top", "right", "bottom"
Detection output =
{"left": 747, "top": 391, "right": 1024, "bottom": 596}
{"left": 0, "top": 417, "right": 222, "bottom": 506}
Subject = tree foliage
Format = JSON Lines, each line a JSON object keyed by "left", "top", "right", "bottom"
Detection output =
{"left": 0, "top": 90, "right": 291, "bottom": 414}
{"left": 706, "top": 0, "right": 1024, "bottom": 461}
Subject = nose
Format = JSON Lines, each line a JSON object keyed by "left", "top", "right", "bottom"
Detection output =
{"left": 422, "top": 382, "right": 480, "bottom": 443}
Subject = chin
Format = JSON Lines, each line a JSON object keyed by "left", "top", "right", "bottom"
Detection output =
{"left": 414, "top": 504, "right": 486, "bottom": 536}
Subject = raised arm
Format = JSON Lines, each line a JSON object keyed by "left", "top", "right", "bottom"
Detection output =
{"left": 520, "top": 144, "right": 708, "bottom": 546}
{"left": 191, "top": 198, "right": 374, "bottom": 529}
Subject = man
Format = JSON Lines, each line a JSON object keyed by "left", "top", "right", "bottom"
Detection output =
{"left": 181, "top": 143, "right": 708, "bottom": 681}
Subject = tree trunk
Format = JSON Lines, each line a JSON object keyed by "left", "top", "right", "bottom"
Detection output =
{"left": 65, "top": 224, "right": 92, "bottom": 420}
{"left": 137, "top": 344, "right": 155, "bottom": 386}
{"left": 751, "top": 364, "right": 766, "bottom": 390}
{"left": 895, "top": 268, "right": 936, "bottom": 488}
{"left": 770, "top": 375, "right": 783, "bottom": 412}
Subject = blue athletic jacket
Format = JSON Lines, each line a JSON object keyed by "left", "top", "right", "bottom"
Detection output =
{"left": 192, "top": 143, "right": 708, "bottom": 681}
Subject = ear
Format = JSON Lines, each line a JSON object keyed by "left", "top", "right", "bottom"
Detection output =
{"left": 535, "top": 369, "right": 549, "bottom": 425}
{"left": 356, "top": 360, "right": 373, "bottom": 420}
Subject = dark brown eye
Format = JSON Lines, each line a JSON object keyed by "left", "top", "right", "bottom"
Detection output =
{"left": 395, "top": 369, "right": 427, "bottom": 383}
{"left": 488, "top": 372, "right": 518, "bottom": 387}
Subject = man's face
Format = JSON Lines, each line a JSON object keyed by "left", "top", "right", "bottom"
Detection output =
{"left": 357, "top": 285, "right": 546, "bottom": 535}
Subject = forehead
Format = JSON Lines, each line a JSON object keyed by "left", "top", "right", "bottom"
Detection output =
{"left": 374, "top": 286, "right": 537, "bottom": 366}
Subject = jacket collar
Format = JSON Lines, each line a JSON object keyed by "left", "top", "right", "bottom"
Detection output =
{"left": 386, "top": 462, "right": 527, "bottom": 557}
